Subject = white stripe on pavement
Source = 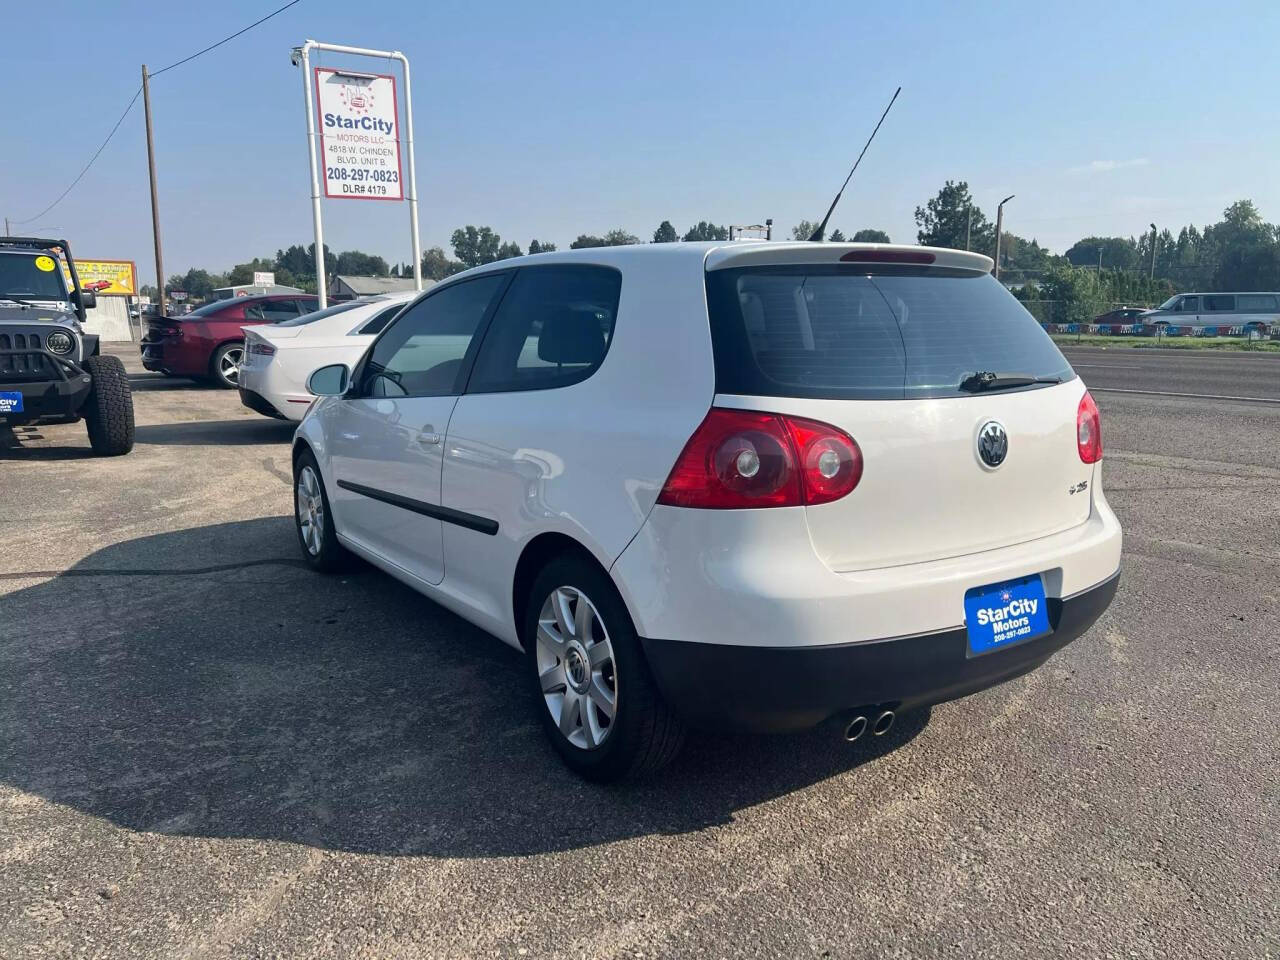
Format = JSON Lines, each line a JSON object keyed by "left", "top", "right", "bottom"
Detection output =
{"left": 1091, "top": 387, "right": 1280, "bottom": 404}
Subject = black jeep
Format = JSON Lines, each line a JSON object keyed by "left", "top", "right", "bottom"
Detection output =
{"left": 0, "top": 237, "right": 134, "bottom": 455}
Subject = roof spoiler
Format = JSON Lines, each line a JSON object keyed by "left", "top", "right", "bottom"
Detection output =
{"left": 705, "top": 243, "right": 994, "bottom": 274}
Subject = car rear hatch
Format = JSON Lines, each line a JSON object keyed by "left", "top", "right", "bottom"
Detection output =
{"left": 704, "top": 244, "right": 1093, "bottom": 572}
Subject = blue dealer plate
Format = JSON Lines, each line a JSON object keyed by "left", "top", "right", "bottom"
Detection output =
{"left": 964, "top": 574, "right": 1051, "bottom": 656}
{"left": 0, "top": 392, "right": 23, "bottom": 415}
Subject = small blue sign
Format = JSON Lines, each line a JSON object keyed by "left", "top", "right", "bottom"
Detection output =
{"left": 964, "top": 574, "right": 1051, "bottom": 656}
{"left": 0, "top": 392, "right": 23, "bottom": 415}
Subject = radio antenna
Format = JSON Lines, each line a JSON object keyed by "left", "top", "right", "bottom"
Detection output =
{"left": 807, "top": 86, "right": 901, "bottom": 242}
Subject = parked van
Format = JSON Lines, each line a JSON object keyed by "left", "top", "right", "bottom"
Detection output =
{"left": 1141, "top": 292, "right": 1279, "bottom": 335}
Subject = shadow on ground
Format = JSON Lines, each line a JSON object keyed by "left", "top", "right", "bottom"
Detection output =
{"left": 134, "top": 419, "right": 296, "bottom": 446}
{"left": 0, "top": 518, "right": 927, "bottom": 858}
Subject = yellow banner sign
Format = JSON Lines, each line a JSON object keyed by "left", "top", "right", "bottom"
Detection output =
{"left": 60, "top": 259, "right": 138, "bottom": 296}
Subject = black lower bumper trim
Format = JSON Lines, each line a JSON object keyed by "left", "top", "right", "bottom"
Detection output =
{"left": 640, "top": 570, "right": 1120, "bottom": 733}
{"left": 238, "top": 387, "right": 288, "bottom": 420}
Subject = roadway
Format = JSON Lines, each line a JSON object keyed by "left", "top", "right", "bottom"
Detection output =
{"left": 1062, "top": 344, "right": 1280, "bottom": 402}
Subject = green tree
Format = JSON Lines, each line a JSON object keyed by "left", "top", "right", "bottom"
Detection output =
{"left": 226, "top": 257, "right": 278, "bottom": 287}
{"left": 852, "top": 228, "right": 891, "bottom": 243}
{"left": 603, "top": 229, "right": 639, "bottom": 246}
{"left": 1064, "top": 237, "right": 1138, "bottom": 272}
{"left": 451, "top": 225, "right": 502, "bottom": 268}
{"left": 335, "top": 251, "right": 390, "bottom": 276}
{"left": 420, "top": 247, "right": 465, "bottom": 281}
{"left": 528, "top": 239, "right": 557, "bottom": 254}
{"left": 828, "top": 229, "right": 847, "bottom": 242}
{"left": 653, "top": 220, "right": 679, "bottom": 243}
{"left": 570, "top": 235, "right": 608, "bottom": 249}
{"left": 683, "top": 221, "right": 729, "bottom": 242}
{"left": 915, "top": 180, "right": 993, "bottom": 252}
{"left": 496, "top": 241, "right": 523, "bottom": 260}
{"left": 790, "top": 220, "right": 819, "bottom": 241}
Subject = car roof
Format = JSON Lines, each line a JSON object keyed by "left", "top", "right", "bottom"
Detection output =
{"left": 449, "top": 240, "right": 994, "bottom": 280}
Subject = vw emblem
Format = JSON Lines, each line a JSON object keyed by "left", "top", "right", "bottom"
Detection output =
{"left": 977, "top": 420, "right": 1008, "bottom": 468}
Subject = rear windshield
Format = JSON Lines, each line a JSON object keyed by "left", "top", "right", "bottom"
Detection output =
{"left": 275, "top": 299, "right": 367, "bottom": 327}
{"left": 705, "top": 265, "right": 1075, "bottom": 400}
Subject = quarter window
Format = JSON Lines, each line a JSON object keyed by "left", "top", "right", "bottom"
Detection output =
{"left": 1237, "top": 294, "right": 1278, "bottom": 311}
{"left": 467, "top": 266, "right": 621, "bottom": 394}
{"left": 360, "top": 275, "right": 506, "bottom": 398}
{"left": 245, "top": 299, "right": 300, "bottom": 323}
{"left": 356, "top": 303, "right": 406, "bottom": 336}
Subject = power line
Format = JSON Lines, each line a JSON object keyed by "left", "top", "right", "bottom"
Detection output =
{"left": 150, "top": 0, "right": 304, "bottom": 77}
{"left": 11, "top": 87, "right": 142, "bottom": 225}
{"left": 12, "top": 0, "right": 304, "bottom": 225}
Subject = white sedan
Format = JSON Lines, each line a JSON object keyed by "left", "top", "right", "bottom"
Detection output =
{"left": 238, "top": 290, "right": 422, "bottom": 421}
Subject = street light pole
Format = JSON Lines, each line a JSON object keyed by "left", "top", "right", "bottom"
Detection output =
{"left": 993, "top": 195, "right": 1014, "bottom": 281}
{"left": 1149, "top": 223, "right": 1158, "bottom": 280}
{"left": 142, "top": 65, "right": 166, "bottom": 319}
{"left": 965, "top": 206, "right": 973, "bottom": 251}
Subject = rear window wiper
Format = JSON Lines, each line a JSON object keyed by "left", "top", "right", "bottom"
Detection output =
{"left": 958, "top": 371, "right": 1062, "bottom": 393}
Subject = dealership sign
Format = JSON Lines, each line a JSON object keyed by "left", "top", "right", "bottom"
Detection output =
{"left": 314, "top": 68, "right": 403, "bottom": 200}
{"left": 60, "top": 259, "right": 138, "bottom": 296}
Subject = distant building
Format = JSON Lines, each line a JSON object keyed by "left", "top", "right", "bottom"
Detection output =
{"left": 330, "top": 275, "right": 423, "bottom": 301}
{"left": 212, "top": 283, "right": 305, "bottom": 301}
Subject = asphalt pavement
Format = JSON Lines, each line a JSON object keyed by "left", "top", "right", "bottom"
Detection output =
{"left": 1062, "top": 344, "right": 1280, "bottom": 401}
{"left": 1, "top": 346, "right": 1277, "bottom": 959}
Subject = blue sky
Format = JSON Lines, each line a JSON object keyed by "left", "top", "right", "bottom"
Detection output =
{"left": 4, "top": 0, "right": 1277, "bottom": 285}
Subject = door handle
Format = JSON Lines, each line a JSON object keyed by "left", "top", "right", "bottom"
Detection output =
{"left": 416, "top": 431, "right": 442, "bottom": 445}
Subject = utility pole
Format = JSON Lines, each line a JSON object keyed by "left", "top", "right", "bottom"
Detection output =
{"left": 1098, "top": 246, "right": 1104, "bottom": 273}
{"left": 142, "top": 65, "right": 166, "bottom": 319}
{"left": 1148, "top": 223, "right": 1158, "bottom": 280}
{"left": 4, "top": 217, "right": 9, "bottom": 237}
{"left": 993, "top": 195, "right": 1014, "bottom": 281}
{"left": 965, "top": 206, "right": 973, "bottom": 251}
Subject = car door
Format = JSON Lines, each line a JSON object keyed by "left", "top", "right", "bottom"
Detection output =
{"left": 322, "top": 273, "right": 510, "bottom": 585}
{"left": 440, "top": 265, "right": 623, "bottom": 616}
{"left": 1201, "top": 294, "right": 1234, "bottom": 334}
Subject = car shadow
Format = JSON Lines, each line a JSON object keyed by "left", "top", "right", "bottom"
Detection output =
{"left": 134, "top": 419, "right": 296, "bottom": 446}
{"left": 0, "top": 518, "right": 928, "bottom": 858}
{"left": 127, "top": 374, "right": 208, "bottom": 392}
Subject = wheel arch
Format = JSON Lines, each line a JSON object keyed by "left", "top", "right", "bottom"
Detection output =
{"left": 512, "top": 532, "right": 628, "bottom": 652}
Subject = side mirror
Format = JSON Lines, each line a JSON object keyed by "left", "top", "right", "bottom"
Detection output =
{"left": 74, "top": 289, "right": 97, "bottom": 310}
{"left": 307, "top": 363, "right": 351, "bottom": 397}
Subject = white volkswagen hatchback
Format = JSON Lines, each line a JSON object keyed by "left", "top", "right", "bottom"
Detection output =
{"left": 239, "top": 291, "right": 421, "bottom": 421}
{"left": 292, "top": 242, "right": 1121, "bottom": 780}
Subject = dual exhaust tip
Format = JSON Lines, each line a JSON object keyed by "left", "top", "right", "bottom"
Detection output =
{"left": 843, "top": 707, "right": 895, "bottom": 742}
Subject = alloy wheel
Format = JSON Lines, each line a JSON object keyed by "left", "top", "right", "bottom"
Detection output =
{"left": 219, "top": 347, "right": 244, "bottom": 385}
{"left": 536, "top": 586, "right": 617, "bottom": 749}
{"left": 296, "top": 465, "right": 325, "bottom": 556}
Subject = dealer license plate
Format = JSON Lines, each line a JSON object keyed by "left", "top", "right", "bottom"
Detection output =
{"left": 964, "top": 574, "right": 1051, "bottom": 656}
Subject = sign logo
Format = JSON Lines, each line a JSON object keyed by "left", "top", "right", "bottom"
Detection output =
{"left": 977, "top": 420, "right": 1008, "bottom": 468}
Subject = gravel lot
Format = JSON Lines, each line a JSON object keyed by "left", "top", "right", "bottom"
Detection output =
{"left": 1, "top": 345, "right": 1277, "bottom": 959}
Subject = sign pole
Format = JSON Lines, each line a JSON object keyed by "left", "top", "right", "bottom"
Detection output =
{"left": 142, "top": 65, "right": 167, "bottom": 319}
{"left": 298, "top": 43, "right": 329, "bottom": 308}
{"left": 295, "top": 40, "right": 422, "bottom": 308}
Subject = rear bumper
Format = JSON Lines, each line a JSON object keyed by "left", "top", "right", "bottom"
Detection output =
{"left": 239, "top": 386, "right": 289, "bottom": 420}
{"left": 642, "top": 570, "right": 1119, "bottom": 732}
{"left": 140, "top": 339, "right": 206, "bottom": 376}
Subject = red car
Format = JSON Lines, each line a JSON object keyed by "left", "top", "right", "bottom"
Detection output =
{"left": 140, "top": 294, "right": 320, "bottom": 388}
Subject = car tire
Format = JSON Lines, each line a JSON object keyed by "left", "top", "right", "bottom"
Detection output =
{"left": 525, "top": 553, "right": 685, "bottom": 781}
{"left": 81, "top": 354, "right": 135, "bottom": 456}
{"left": 293, "top": 449, "right": 349, "bottom": 573}
{"left": 210, "top": 341, "right": 245, "bottom": 389}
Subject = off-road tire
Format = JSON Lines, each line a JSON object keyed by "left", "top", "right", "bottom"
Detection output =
{"left": 82, "top": 355, "right": 135, "bottom": 456}
{"left": 525, "top": 553, "right": 685, "bottom": 781}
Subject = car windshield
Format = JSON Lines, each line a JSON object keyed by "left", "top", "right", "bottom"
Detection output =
{"left": 0, "top": 253, "right": 68, "bottom": 301}
{"left": 275, "top": 299, "right": 368, "bottom": 328}
{"left": 1157, "top": 296, "right": 1180, "bottom": 310}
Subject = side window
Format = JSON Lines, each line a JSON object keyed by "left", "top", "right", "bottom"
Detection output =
{"left": 1178, "top": 296, "right": 1199, "bottom": 313}
{"left": 1203, "top": 295, "right": 1235, "bottom": 312}
{"left": 1238, "top": 294, "right": 1279, "bottom": 311}
{"left": 361, "top": 275, "right": 507, "bottom": 398}
{"left": 356, "top": 303, "right": 405, "bottom": 336}
{"left": 292, "top": 298, "right": 320, "bottom": 317}
{"left": 244, "top": 299, "right": 298, "bottom": 322}
{"left": 467, "top": 266, "right": 622, "bottom": 394}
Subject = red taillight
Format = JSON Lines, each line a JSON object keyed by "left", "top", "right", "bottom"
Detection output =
{"left": 657, "top": 408, "right": 862, "bottom": 509}
{"left": 1077, "top": 391, "right": 1102, "bottom": 463}
{"left": 249, "top": 341, "right": 276, "bottom": 357}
